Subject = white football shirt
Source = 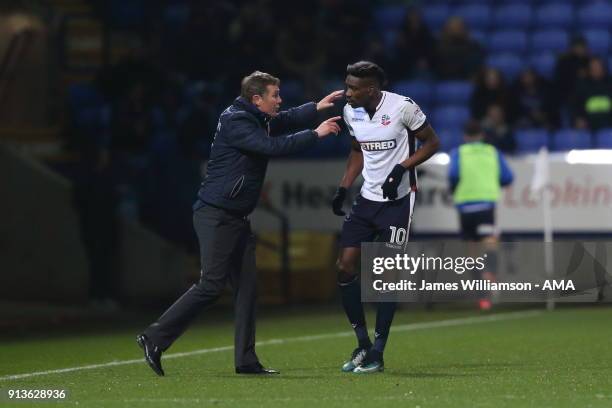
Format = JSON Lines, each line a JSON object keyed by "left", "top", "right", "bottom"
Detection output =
{"left": 343, "top": 91, "right": 427, "bottom": 202}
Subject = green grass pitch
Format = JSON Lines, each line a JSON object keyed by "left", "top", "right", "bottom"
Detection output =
{"left": 1, "top": 306, "right": 612, "bottom": 407}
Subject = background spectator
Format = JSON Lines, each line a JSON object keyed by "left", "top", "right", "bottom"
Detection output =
{"left": 553, "top": 36, "right": 591, "bottom": 122}
{"left": 512, "top": 68, "right": 554, "bottom": 129}
{"left": 481, "top": 104, "right": 516, "bottom": 153}
{"left": 470, "top": 67, "right": 515, "bottom": 122}
{"left": 391, "top": 9, "right": 435, "bottom": 80}
{"left": 434, "top": 17, "right": 483, "bottom": 80}
{"left": 572, "top": 57, "right": 612, "bottom": 131}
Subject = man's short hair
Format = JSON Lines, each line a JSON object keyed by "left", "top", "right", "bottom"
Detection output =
{"left": 346, "top": 61, "right": 387, "bottom": 87}
{"left": 464, "top": 120, "right": 482, "bottom": 137}
{"left": 240, "top": 71, "right": 280, "bottom": 101}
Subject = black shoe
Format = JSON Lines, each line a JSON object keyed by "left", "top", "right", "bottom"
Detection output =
{"left": 136, "top": 334, "right": 164, "bottom": 376}
{"left": 235, "top": 362, "right": 280, "bottom": 375}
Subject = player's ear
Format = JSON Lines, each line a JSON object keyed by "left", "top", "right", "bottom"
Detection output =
{"left": 252, "top": 94, "right": 262, "bottom": 107}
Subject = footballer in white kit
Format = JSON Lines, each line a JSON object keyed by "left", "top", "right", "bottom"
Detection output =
{"left": 332, "top": 61, "right": 440, "bottom": 373}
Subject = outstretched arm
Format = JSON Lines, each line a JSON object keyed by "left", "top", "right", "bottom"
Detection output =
{"left": 270, "top": 90, "right": 344, "bottom": 135}
{"left": 230, "top": 115, "right": 341, "bottom": 157}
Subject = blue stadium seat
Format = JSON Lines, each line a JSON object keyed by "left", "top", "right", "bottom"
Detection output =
{"left": 68, "top": 83, "right": 104, "bottom": 109}
{"left": 582, "top": 29, "right": 610, "bottom": 56}
{"left": 493, "top": 4, "right": 532, "bottom": 29}
{"left": 595, "top": 128, "right": 612, "bottom": 149}
{"left": 381, "top": 29, "right": 399, "bottom": 56}
{"left": 432, "top": 106, "right": 470, "bottom": 129}
{"left": 373, "top": 5, "right": 408, "bottom": 31}
{"left": 578, "top": 2, "right": 612, "bottom": 29}
{"left": 422, "top": 5, "right": 450, "bottom": 31}
{"left": 528, "top": 53, "right": 557, "bottom": 79}
{"left": 470, "top": 30, "right": 488, "bottom": 47}
{"left": 391, "top": 81, "right": 433, "bottom": 106}
{"left": 531, "top": 29, "right": 569, "bottom": 53}
{"left": 163, "top": 3, "right": 190, "bottom": 28}
{"left": 534, "top": 3, "right": 573, "bottom": 29}
{"left": 489, "top": 30, "right": 528, "bottom": 53}
{"left": 437, "top": 128, "right": 463, "bottom": 152}
{"left": 109, "top": 0, "right": 145, "bottom": 29}
{"left": 280, "top": 80, "right": 304, "bottom": 105}
{"left": 552, "top": 129, "right": 592, "bottom": 151}
{"left": 486, "top": 53, "right": 523, "bottom": 80}
{"left": 434, "top": 81, "right": 473, "bottom": 105}
{"left": 75, "top": 106, "right": 111, "bottom": 129}
{"left": 453, "top": 4, "right": 491, "bottom": 30}
{"left": 515, "top": 129, "right": 549, "bottom": 153}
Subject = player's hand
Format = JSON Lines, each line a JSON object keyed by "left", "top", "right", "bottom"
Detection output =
{"left": 314, "top": 116, "right": 341, "bottom": 138}
{"left": 316, "top": 90, "right": 344, "bottom": 111}
{"left": 332, "top": 187, "right": 347, "bottom": 216}
{"left": 381, "top": 164, "right": 407, "bottom": 200}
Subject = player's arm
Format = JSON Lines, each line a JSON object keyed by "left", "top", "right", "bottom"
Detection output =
{"left": 399, "top": 124, "right": 440, "bottom": 169}
{"left": 382, "top": 101, "right": 440, "bottom": 200}
{"left": 229, "top": 114, "right": 340, "bottom": 156}
{"left": 332, "top": 138, "right": 362, "bottom": 216}
{"left": 339, "top": 138, "right": 363, "bottom": 189}
{"left": 269, "top": 90, "right": 343, "bottom": 136}
{"left": 331, "top": 105, "right": 362, "bottom": 215}
{"left": 448, "top": 148, "right": 460, "bottom": 193}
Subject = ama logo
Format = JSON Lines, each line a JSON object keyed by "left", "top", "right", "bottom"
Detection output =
{"left": 381, "top": 114, "right": 391, "bottom": 126}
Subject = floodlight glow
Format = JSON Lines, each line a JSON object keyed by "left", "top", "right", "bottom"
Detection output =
{"left": 430, "top": 152, "right": 450, "bottom": 165}
{"left": 565, "top": 149, "right": 612, "bottom": 165}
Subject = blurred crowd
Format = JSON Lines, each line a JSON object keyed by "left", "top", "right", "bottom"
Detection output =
{"left": 62, "top": 0, "right": 612, "bottom": 302}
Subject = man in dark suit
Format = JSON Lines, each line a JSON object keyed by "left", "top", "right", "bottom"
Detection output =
{"left": 137, "top": 71, "right": 342, "bottom": 376}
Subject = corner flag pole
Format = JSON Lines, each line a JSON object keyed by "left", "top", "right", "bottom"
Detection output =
{"left": 531, "top": 147, "right": 554, "bottom": 311}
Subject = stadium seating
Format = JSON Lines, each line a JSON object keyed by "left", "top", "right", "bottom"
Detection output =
{"left": 515, "top": 129, "right": 549, "bottom": 153}
{"left": 489, "top": 30, "right": 528, "bottom": 53}
{"left": 595, "top": 128, "right": 612, "bottom": 149}
{"left": 582, "top": 29, "right": 610, "bottom": 56}
{"left": 391, "top": 80, "right": 433, "bottom": 106}
{"left": 528, "top": 53, "right": 557, "bottom": 79}
{"left": 485, "top": 53, "right": 524, "bottom": 80}
{"left": 453, "top": 4, "right": 491, "bottom": 30}
{"left": 493, "top": 4, "right": 532, "bottom": 29}
{"left": 108, "top": 0, "right": 145, "bottom": 29}
{"left": 432, "top": 106, "right": 470, "bottom": 129}
{"left": 422, "top": 4, "right": 450, "bottom": 31}
{"left": 552, "top": 129, "right": 592, "bottom": 151}
{"left": 531, "top": 29, "right": 569, "bottom": 53}
{"left": 373, "top": 5, "right": 408, "bottom": 31}
{"left": 436, "top": 128, "right": 463, "bottom": 152}
{"left": 433, "top": 81, "right": 473, "bottom": 105}
{"left": 68, "top": 83, "right": 104, "bottom": 109}
{"left": 470, "top": 30, "right": 487, "bottom": 47}
{"left": 280, "top": 80, "right": 304, "bottom": 106}
{"left": 578, "top": 2, "right": 612, "bottom": 29}
{"left": 534, "top": 3, "right": 573, "bottom": 29}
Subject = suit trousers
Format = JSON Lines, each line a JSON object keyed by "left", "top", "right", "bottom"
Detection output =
{"left": 144, "top": 205, "right": 258, "bottom": 367}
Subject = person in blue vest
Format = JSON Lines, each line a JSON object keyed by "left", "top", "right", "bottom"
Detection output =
{"left": 448, "top": 120, "right": 514, "bottom": 309}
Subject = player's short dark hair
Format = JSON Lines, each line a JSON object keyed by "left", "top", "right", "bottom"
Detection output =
{"left": 241, "top": 71, "right": 280, "bottom": 100}
{"left": 346, "top": 61, "right": 387, "bottom": 87}
{"left": 464, "top": 120, "right": 482, "bottom": 137}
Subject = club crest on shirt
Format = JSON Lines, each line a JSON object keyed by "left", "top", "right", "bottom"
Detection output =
{"left": 381, "top": 114, "right": 391, "bottom": 126}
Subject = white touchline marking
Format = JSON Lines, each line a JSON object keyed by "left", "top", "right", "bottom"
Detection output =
{"left": 0, "top": 310, "right": 542, "bottom": 381}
